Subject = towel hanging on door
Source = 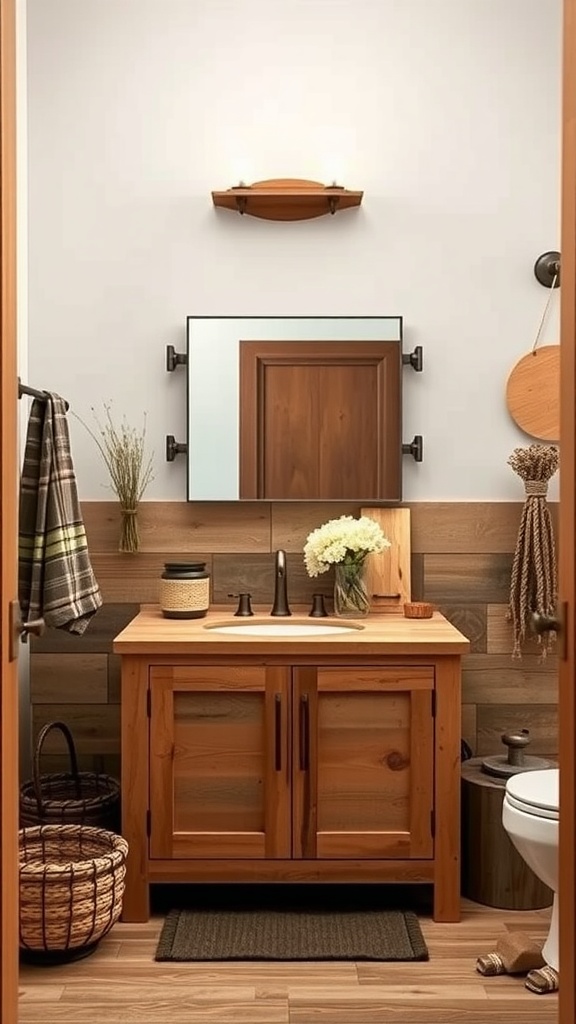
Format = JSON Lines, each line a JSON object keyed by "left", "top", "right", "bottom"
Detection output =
{"left": 18, "top": 394, "right": 102, "bottom": 635}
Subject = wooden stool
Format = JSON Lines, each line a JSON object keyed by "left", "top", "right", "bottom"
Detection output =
{"left": 461, "top": 758, "right": 554, "bottom": 910}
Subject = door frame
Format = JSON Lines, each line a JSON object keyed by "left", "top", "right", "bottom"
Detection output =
{"left": 0, "top": 0, "right": 19, "bottom": 1019}
{"left": 1, "top": 3, "right": 575, "bottom": 1022}
{"left": 559, "top": 2, "right": 576, "bottom": 1020}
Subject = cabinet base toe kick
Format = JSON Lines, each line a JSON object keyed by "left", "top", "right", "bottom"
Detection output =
{"left": 147, "top": 859, "right": 436, "bottom": 883}
{"left": 121, "top": 859, "right": 461, "bottom": 925}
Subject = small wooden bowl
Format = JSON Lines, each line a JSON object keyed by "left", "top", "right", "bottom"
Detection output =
{"left": 403, "top": 602, "right": 434, "bottom": 619}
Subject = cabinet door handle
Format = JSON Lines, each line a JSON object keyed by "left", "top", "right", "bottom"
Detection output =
{"left": 299, "top": 694, "right": 310, "bottom": 771}
{"left": 274, "top": 693, "right": 282, "bottom": 771}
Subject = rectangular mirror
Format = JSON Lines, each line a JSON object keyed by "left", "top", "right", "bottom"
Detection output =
{"left": 186, "top": 316, "right": 403, "bottom": 501}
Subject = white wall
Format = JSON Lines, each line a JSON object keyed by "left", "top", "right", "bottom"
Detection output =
{"left": 25, "top": 0, "right": 562, "bottom": 501}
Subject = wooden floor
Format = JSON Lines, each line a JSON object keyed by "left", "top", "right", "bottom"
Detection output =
{"left": 18, "top": 898, "right": 558, "bottom": 1023}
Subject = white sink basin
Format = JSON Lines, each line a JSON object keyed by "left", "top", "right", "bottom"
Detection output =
{"left": 205, "top": 619, "right": 364, "bottom": 637}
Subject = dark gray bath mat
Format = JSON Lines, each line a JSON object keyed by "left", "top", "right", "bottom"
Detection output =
{"left": 155, "top": 907, "right": 429, "bottom": 961}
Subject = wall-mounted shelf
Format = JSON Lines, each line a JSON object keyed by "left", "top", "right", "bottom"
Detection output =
{"left": 211, "top": 178, "right": 364, "bottom": 221}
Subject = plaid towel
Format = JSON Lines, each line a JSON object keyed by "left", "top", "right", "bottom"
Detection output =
{"left": 18, "top": 394, "right": 103, "bottom": 635}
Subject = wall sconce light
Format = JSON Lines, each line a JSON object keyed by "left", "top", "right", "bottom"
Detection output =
{"left": 211, "top": 178, "right": 363, "bottom": 221}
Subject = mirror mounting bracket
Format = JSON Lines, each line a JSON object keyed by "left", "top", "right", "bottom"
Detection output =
{"left": 166, "top": 345, "right": 188, "bottom": 372}
{"left": 402, "top": 346, "right": 423, "bottom": 371}
{"left": 166, "top": 435, "right": 188, "bottom": 462}
{"left": 402, "top": 435, "right": 423, "bottom": 462}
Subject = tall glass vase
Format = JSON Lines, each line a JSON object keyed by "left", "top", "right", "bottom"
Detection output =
{"left": 333, "top": 560, "right": 370, "bottom": 617}
{"left": 119, "top": 507, "right": 140, "bottom": 553}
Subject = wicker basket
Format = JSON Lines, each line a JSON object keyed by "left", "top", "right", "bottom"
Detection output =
{"left": 19, "top": 824, "right": 128, "bottom": 960}
{"left": 20, "top": 721, "right": 120, "bottom": 831}
{"left": 403, "top": 601, "right": 435, "bottom": 619}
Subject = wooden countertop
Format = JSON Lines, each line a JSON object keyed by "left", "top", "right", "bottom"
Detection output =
{"left": 113, "top": 605, "right": 470, "bottom": 656}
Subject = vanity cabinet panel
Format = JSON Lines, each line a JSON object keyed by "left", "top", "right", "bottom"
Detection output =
{"left": 293, "top": 667, "right": 434, "bottom": 860}
{"left": 148, "top": 665, "right": 291, "bottom": 859}
{"left": 149, "top": 663, "right": 434, "bottom": 863}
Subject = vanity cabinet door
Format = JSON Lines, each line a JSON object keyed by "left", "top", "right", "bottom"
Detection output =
{"left": 148, "top": 665, "right": 291, "bottom": 859}
{"left": 292, "top": 666, "right": 435, "bottom": 860}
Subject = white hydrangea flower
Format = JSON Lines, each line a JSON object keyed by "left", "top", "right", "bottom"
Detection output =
{"left": 303, "top": 515, "right": 390, "bottom": 577}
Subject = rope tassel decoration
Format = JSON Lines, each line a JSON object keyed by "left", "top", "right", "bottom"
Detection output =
{"left": 507, "top": 444, "right": 559, "bottom": 658}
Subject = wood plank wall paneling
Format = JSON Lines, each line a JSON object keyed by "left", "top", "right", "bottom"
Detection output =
{"left": 90, "top": 553, "right": 213, "bottom": 604}
{"left": 461, "top": 704, "right": 477, "bottom": 754}
{"left": 463, "top": 654, "right": 558, "bottom": 704}
{"left": 31, "top": 704, "right": 120, "bottom": 752}
{"left": 28, "top": 501, "right": 559, "bottom": 771}
{"left": 83, "top": 502, "right": 271, "bottom": 554}
{"left": 211, "top": 552, "right": 334, "bottom": 606}
{"left": 437, "top": 605, "right": 486, "bottom": 654}
{"left": 486, "top": 602, "right": 560, "bottom": 657}
{"left": 30, "top": 654, "right": 108, "bottom": 703}
{"left": 477, "top": 704, "right": 558, "bottom": 758}
{"left": 272, "top": 501, "right": 558, "bottom": 554}
{"left": 31, "top": 604, "right": 141, "bottom": 654}
{"left": 423, "top": 554, "right": 513, "bottom": 604}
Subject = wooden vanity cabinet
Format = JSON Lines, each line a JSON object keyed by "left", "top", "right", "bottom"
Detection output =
{"left": 115, "top": 608, "right": 468, "bottom": 925}
{"left": 148, "top": 663, "right": 434, "bottom": 866}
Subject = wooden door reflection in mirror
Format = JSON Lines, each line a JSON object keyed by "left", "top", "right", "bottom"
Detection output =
{"left": 239, "top": 340, "right": 401, "bottom": 500}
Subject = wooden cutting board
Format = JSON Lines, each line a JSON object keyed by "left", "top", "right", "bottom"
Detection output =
{"left": 505, "top": 345, "right": 560, "bottom": 441}
{"left": 361, "top": 506, "right": 411, "bottom": 613}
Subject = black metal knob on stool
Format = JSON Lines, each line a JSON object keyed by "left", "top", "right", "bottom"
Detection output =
{"left": 502, "top": 729, "right": 530, "bottom": 767}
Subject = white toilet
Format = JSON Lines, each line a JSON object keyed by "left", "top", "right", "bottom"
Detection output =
{"left": 502, "top": 768, "right": 559, "bottom": 970}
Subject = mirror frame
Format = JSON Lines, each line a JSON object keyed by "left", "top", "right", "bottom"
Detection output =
{"left": 185, "top": 315, "right": 404, "bottom": 501}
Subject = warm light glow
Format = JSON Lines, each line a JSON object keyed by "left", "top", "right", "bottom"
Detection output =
{"left": 229, "top": 160, "right": 256, "bottom": 187}
{"left": 317, "top": 154, "right": 348, "bottom": 187}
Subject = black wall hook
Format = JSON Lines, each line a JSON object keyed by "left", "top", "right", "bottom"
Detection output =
{"left": 534, "top": 251, "right": 561, "bottom": 288}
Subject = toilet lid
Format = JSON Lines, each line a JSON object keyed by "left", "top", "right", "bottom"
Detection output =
{"left": 505, "top": 768, "right": 559, "bottom": 819}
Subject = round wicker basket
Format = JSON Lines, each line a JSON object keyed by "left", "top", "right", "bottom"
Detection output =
{"left": 19, "top": 721, "right": 120, "bottom": 831}
{"left": 19, "top": 825, "right": 128, "bottom": 960}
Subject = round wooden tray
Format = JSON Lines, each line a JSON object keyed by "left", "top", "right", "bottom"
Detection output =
{"left": 505, "top": 345, "right": 560, "bottom": 441}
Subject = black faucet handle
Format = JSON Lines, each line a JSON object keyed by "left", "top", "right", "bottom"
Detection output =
{"left": 309, "top": 593, "right": 328, "bottom": 618}
{"left": 228, "top": 593, "right": 254, "bottom": 617}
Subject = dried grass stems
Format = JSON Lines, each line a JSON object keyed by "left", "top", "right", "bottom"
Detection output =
{"left": 507, "top": 444, "right": 559, "bottom": 658}
{"left": 76, "top": 404, "right": 154, "bottom": 553}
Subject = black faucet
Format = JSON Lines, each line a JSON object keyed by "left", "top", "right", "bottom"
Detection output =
{"left": 270, "top": 549, "right": 292, "bottom": 616}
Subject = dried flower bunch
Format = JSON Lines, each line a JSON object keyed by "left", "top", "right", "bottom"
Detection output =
{"left": 78, "top": 403, "right": 154, "bottom": 553}
{"left": 304, "top": 515, "right": 390, "bottom": 577}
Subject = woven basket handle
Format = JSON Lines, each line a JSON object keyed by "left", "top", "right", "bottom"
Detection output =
{"left": 33, "top": 720, "right": 82, "bottom": 813}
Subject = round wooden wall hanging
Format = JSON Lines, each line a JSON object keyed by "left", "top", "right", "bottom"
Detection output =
{"left": 505, "top": 344, "right": 560, "bottom": 441}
